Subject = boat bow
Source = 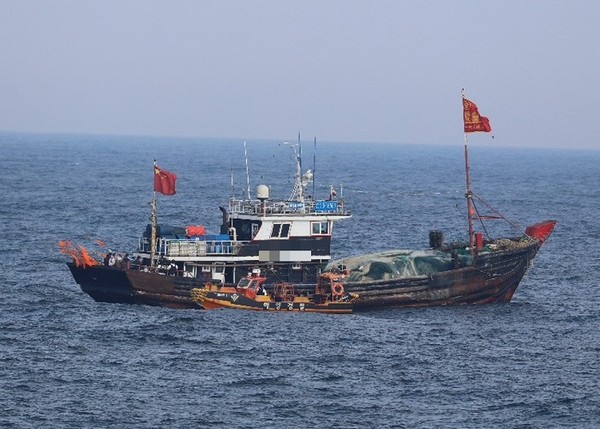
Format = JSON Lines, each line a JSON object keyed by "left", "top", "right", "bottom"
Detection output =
{"left": 525, "top": 220, "right": 557, "bottom": 244}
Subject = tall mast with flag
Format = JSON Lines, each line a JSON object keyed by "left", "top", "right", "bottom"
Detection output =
{"left": 462, "top": 90, "right": 492, "bottom": 250}
{"left": 151, "top": 160, "right": 177, "bottom": 267}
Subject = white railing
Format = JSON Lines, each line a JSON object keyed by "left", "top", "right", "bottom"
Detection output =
{"left": 228, "top": 198, "right": 347, "bottom": 216}
{"left": 138, "top": 238, "right": 248, "bottom": 257}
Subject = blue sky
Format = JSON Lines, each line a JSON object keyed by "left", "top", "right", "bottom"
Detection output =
{"left": 1, "top": 1, "right": 598, "bottom": 149}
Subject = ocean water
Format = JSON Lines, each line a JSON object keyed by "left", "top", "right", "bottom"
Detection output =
{"left": 1, "top": 133, "right": 599, "bottom": 428}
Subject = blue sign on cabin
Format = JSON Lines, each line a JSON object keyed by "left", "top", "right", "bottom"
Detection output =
{"left": 288, "top": 202, "right": 305, "bottom": 210}
{"left": 315, "top": 201, "right": 338, "bottom": 212}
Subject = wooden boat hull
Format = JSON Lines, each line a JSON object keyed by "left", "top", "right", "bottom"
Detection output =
{"left": 67, "top": 221, "right": 554, "bottom": 310}
{"left": 345, "top": 241, "right": 540, "bottom": 309}
{"left": 67, "top": 263, "right": 202, "bottom": 309}
{"left": 68, "top": 243, "right": 535, "bottom": 310}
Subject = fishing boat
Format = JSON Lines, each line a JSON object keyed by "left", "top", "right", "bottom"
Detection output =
{"left": 322, "top": 94, "right": 556, "bottom": 309}
{"left": 63, "top": 95, "right": 555, "bottom": 311}
{"left": 62, "top": 138, "right": 352, "bottom": 308}
{"left": 191, "top": 270, "right": 356, "bottom": 313}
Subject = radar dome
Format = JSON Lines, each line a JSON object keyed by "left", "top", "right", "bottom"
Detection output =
{"left": 256, "top": 185, "right": 269, "bottom": 201}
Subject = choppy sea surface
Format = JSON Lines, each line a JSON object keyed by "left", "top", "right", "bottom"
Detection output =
{"left": 1, "top": 133, "right": 599, "bottom": 428}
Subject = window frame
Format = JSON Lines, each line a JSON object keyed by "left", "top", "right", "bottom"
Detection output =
{"left": 311, "top": 221, "right": 330, "bottom": 235}
{"left": 270, "top": 222, "right": 291, "bottom": 238}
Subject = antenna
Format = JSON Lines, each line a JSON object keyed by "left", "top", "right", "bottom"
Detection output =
{"left": 244, "top": 140, "right": 251, "bottom": 200}
{"left": 312, "top": 136, "right": 316, "bottom": 199}
{"left": 298, "top": 132, "right": 302, "bottom": 184}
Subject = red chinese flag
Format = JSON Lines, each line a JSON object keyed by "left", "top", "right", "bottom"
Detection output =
{"left": 154, "top": 164, "right": 177, "bottom": 195}
{"left": 463, "top": 98, "right": 492, "bottom": 133}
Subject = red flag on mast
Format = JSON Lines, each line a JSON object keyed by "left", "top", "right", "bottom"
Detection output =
{"left": 154, "top": 163, "right": 177, "bottom": 196}
{"left": 463, "top": 98, "right": 492, "bottom": 133}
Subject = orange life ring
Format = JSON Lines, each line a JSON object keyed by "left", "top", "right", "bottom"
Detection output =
{"left": 332, "top": 283, "right": 344, "bottom": 296}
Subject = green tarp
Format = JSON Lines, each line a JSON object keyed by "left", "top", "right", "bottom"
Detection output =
{"left": 326, "top": 249, "right": 473, "bottom": 283}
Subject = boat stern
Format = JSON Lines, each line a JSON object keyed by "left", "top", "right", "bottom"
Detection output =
{"left": 67, "top": 262, "right": 136, "bottom": 303}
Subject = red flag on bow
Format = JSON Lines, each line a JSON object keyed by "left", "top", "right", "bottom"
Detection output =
{"left": 463, "top": 98, "right": 492, "bottom": 133}
{"left": 154, "top": 163, "right": 177, "bottom": 196}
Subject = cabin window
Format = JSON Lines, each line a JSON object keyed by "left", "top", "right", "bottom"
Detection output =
{"left": 271, "top": 224, "right": 281, "bottom": 237}
{"left": 311, "top": 221, "right": 329, "bottom": 235}
{"left": 238, "top": 277, "right": 251, "bottom": 288}
{"left": 271, "top": 223, "right": 291, "bottom": 238}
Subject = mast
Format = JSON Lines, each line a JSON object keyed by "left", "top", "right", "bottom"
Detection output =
{"left": 462, "top": 90, "right": 476, "bottom": 250}
{"left": 150, "top": 160, "right": 159, "bottom": 268}
{"left": 287, "top": 136, "right": 304, "bottom": 202}
{"left": 297, "top": 132, "right": 303, "bottom": 202}
{"left": 244, "top": 140, "right": 251, "bottom": 200}
{"left": 464, "top": 135, "right": 476, "bottom": 249}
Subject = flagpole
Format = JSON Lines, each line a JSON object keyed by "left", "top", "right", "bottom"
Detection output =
{"left": 462, "top": 90, "right": 476, "bottom": 251}
{"left": 150, "top": 160, "right": 158, "bottom": 268}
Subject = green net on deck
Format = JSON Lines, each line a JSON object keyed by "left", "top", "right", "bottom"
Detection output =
{"left": 326, "top": 249, "right": 473, "bottom": 283}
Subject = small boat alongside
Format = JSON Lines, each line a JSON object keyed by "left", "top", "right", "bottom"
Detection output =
{"left": 191, "top": 270, "right": 356, "bottom": 313}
